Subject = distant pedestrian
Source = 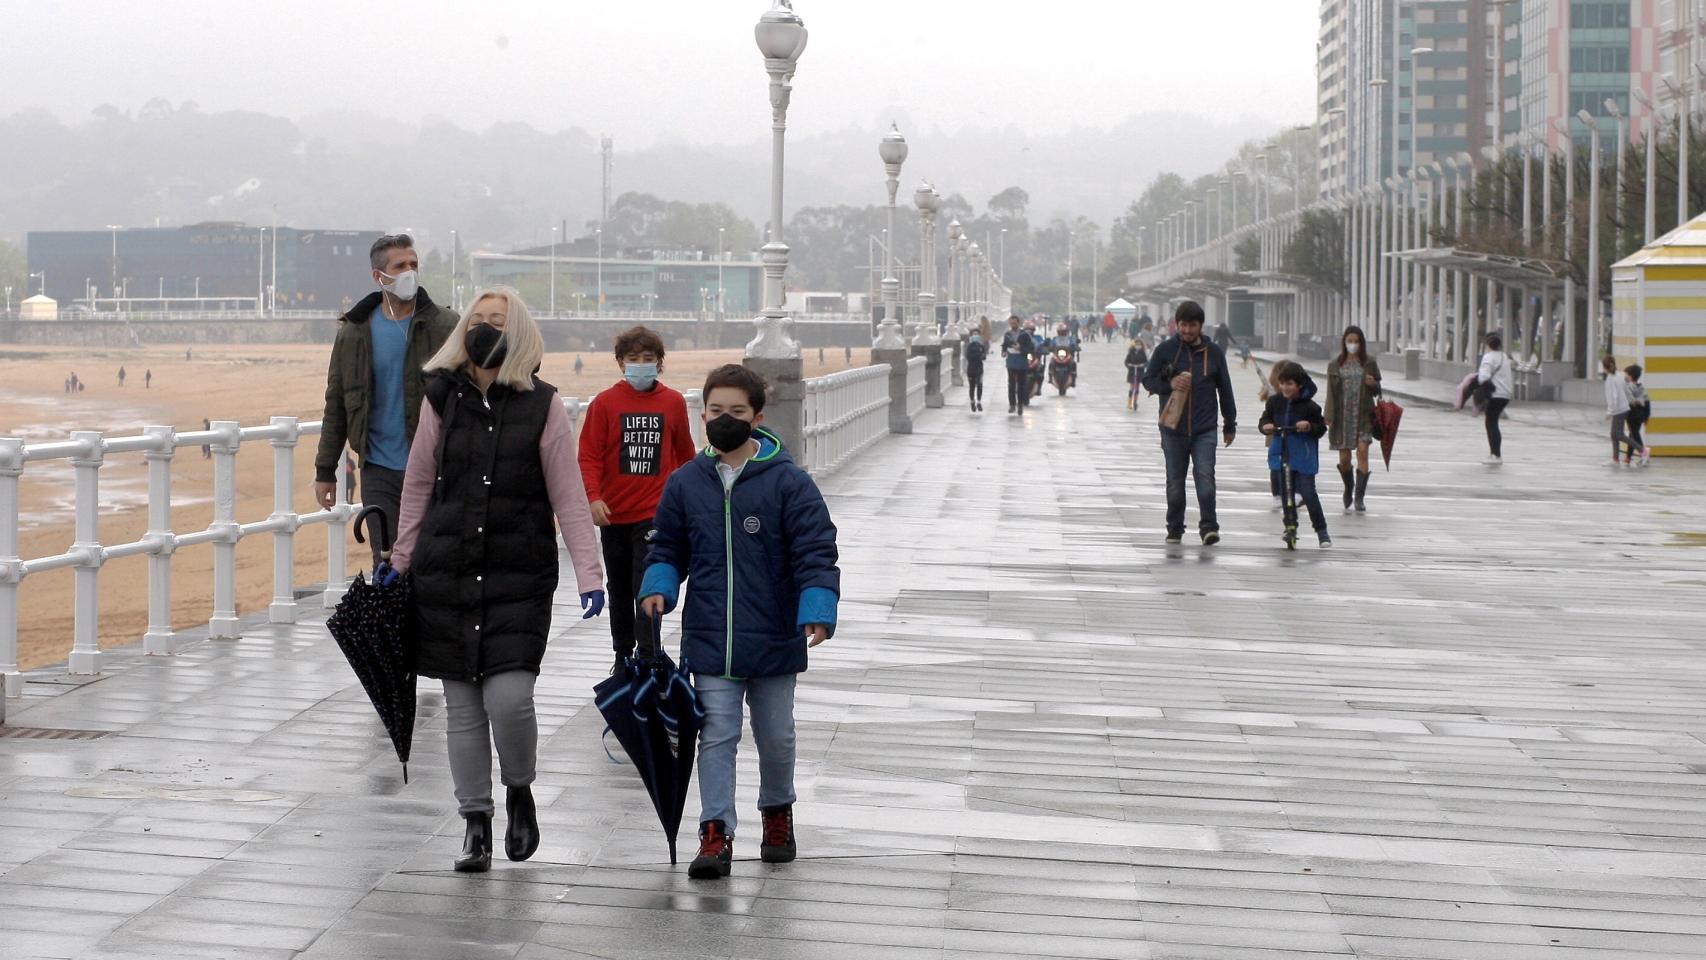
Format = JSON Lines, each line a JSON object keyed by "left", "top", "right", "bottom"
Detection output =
{"left": 201, "top": 418, "right": 212, "bottom": 459}
{"left": 70, "top": 373, "right": 79, "bottom": 391}
{"left": 1103, "top": 312, "right": 1117, "bottom": 342}
{"left": 64, "top": 376, "right": 71, "bottom": 394}
{"left": 185, "top": 347, "right": 192, "bottom": 361}
{"left": 963, "top": 327, "right": 988, "bottom": 412}
{"left": 818, "top": 346, "right": 825, "bottom": 365}
{"left": 1625, "top": 364, "right": 1652, "bottom": 466}
{"left": 1325, "top": 325, "right": 1381, "bottom": 512}
{"left": 844, "top": 346, "right": 853, "bottom": 364}
{"left": 144, "top": 369, "right": 152, "bottom": 389}
{"left": 1142, "top": 301, "right": 1237, "bottom": 545}
{"left": 1261, "top": 361, "right": 1331, "bottom": 548}
{"left": 574, "top": 354, "right": 584, "bottom": 376}
{"left": 1602, "top": 355, "right": 1633, "bottom": 467}
{"left": 117, "top": 366, "right": 126, "bottom": 387}
{"left": 999, "top": 315, "right": 1036, "bottom": 415}
{"left": 1123, "top": 338, "right": 1148, "bottom": 411}
{"left": 1472, "top": 333, "right": 1513, "bottom": 465}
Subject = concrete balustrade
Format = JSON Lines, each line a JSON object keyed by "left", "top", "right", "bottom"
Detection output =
{"left": 800, "top": 364, "right": 892, "bottom": 476}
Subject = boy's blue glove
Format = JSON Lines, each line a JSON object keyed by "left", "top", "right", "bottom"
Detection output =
{"left": 373, "top": 560, "right": 400, "bottom": 588}
{"left": 580, "top": 590, "right": 606, "bottom": 619}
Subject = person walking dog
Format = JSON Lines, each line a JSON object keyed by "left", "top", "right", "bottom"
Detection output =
{"left": 388, "top": 286, "right": 605, "bottom": 874}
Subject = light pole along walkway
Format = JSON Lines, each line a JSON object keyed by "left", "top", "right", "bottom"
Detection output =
{"left": 2, "top": 342, "right": 1706, "bottom": 958}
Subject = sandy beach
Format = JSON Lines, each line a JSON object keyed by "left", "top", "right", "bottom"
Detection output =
{"left": 1, "top": 339, "right": 860, "bottom": 672}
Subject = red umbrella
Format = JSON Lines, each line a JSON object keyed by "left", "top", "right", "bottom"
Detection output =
{"left": 1372, "top": 398, "right": 1404, "bottom": 470}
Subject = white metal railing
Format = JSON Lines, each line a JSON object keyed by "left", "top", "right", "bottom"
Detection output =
{"left": 938, "top": 346, "right": 955, "bottom": 384}
{"left": 905, "top": 356, "right": 927, "bottom": 419}
{"left": 0, "top": 394, "right": 593, "bottom": 700}
{"left": 800, "top": 364, "right": 892, "bottom": 475}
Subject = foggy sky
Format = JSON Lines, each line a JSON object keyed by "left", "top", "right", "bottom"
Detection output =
{"left": 2, "top": 0, "right": 1319, "bottom": 148}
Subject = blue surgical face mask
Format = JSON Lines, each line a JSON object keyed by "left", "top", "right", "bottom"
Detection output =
{"left": 624, "top": 362, "right": 658, "bottom": 390}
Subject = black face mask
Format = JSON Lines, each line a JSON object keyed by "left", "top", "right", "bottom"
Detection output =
{"left": 705, "top": 413, "right": 754, "bottom": 453}
{"left": 464, "top": 323, "right": 508, "bottom": 370}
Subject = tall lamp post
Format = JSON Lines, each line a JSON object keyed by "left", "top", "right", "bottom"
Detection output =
{"left": 912, "top": 181, "right": 944, "bottom": 406}
{"left": 549, "top": 225, "right": 558, "bottom": 315}
{"left": 745, "top": 0, "right": 810, "bottom": 451}
{"left": 1633, "top": 88, "right": 1660, "bottom": 244}
{"left": 1605, "top": 98, "right": 1627, "bottom": 257}
{"left": 873, "top": 124, "right": 909, "bottom": 348}
{"left": 1579, "top": 109, "right": 1605, "bottom": 357}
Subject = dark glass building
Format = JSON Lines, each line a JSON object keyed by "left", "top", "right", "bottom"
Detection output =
{"left": 25, "top": 224, "right": 382, "bottom": 312}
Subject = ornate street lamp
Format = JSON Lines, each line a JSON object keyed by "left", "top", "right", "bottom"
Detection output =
{"left": 946, "top": 218, "right": 964, "bottom": 336}
{"left": 913, "top": 181, "right": 942, "bottom": 346}
{"left": 747, "top": 0, "right": 809, "bottom": 359}
{"left": 873, "top": 124, "right": 909, "bottom": 348}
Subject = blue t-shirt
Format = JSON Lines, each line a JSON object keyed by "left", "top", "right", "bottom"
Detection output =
{"left": 365, "top": 304, "right": 414, "bottom": 470}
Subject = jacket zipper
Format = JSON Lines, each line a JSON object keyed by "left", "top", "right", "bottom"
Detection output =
{"left": 723, "top": 483, "right": 735, "bottom": 678}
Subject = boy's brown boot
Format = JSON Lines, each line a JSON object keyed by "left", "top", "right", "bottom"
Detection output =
{"left": 689, "top": 820, "right": 733, "bottom": 879}
{"left": 760, "top": 804, "right": 796, "bottom": 863}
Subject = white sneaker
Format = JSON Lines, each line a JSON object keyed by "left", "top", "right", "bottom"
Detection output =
{"left": 1271, "top": 496, "right": 1283, "bottom": 510}
{"left": 1482, "top": 455, "right": 1502, "bottom": 465}
{"left": 1641, "top": 448, "right": 1652, "bottom": 466}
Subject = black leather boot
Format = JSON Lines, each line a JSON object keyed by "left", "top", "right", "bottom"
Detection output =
{"left": 1354, "top": 470, "right": 1370, "bottom": 512}
{"left": 1337, "top": 464, "right": 1355, "bottom": 510}
{"left": 505, "top": 785, "right": 539, "bottom": 862}
{"left": 455, "top": 813, "right": 492, "bottom": 873}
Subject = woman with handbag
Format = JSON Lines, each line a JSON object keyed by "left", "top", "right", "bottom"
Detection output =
{"left": 1472, "top": 332, "right": 1514, "bottom": 465}
{"left": 1324, "top": 325, "right": 1381, "bottom": 511}
{"left": 389, "top": 286, "right": 606, "bottom": 873}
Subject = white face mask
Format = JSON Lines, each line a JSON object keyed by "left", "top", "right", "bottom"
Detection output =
{"left": 1347, "top": 341, "right": 1361, "bottom": 354}
{"left": 378, "top": 269, "right": 418, "bottom": 302}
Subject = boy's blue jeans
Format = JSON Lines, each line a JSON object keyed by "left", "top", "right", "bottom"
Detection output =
{"left": 1290, "top": 472, "right": 1329, "bottom": 535}
{"left": 1161, "top": 430, "right": 1219, "bottom": 536}
{"left": 694, "top": 673, "right": 797, "bottom": 834}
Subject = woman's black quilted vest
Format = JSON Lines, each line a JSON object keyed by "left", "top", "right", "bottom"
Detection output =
{"left": 411, "top": 370, "right": 560, "bottom": 682}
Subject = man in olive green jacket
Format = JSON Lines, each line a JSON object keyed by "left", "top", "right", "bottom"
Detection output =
{"left": 313, "top": 234, "right": 458, "bottom": 566}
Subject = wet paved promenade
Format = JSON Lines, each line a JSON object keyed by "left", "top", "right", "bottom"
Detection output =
{"left": 4, "top": 343, "right": 1706, "bottom": 959}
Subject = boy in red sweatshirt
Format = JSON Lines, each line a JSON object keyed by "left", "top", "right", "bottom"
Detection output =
{"left": 577, "top": 327, "right": 699, "bottom": 670}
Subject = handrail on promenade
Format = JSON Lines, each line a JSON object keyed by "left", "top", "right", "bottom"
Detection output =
{"left": 800, "top": 364, "right": 891, "bottom": 476}
{"left": 904, "top": 355, "right": 927, "bottom": 420}
{"left": 0, "top": 372, "right": 901, "bottom": 708}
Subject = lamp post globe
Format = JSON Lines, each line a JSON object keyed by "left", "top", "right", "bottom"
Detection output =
{"left": 874, "top": 124, "right": 909, "bottom": 348}
{"left": 748, "top": 0, "right": 808, "bottom": 361}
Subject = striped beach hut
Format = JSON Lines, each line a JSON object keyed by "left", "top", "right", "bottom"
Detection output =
{"left": 1611, "top": 215, "right": 1706, "bottom": 457}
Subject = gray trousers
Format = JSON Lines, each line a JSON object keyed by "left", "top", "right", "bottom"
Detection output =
{"left": 359, "top": 464, "right": 405, "bottom": 568}
{"left": 442, "top": 670, "right": 538, "bottom": 817}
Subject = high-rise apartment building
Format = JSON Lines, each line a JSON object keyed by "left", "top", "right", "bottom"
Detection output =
{"left": 1522, "top": 0, "right": 1659, "bottom": 148}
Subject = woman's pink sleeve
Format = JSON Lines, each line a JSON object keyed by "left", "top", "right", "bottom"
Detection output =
{"left": 388, "top": 400, "right": 440, "bottom": 574}
{"left": 540, "top": 395, "right": 605, "bottom": 594}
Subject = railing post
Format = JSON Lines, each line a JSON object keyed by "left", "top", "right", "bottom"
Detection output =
{"left": 208, "top": 420, "right": 241, "bottom": 639}
{"left": 0, "top": 438, "right": 22, "bottom": 705}
{"left": 324, "top": 453, "right": 351, "bottom": 609}
{"left": 68, "top": 431, "right": 105, "bottom": 675}
{"left": 268, "top": 416, "right": 301, "bottom": 623}
{"left": 873, "top": 348, "right": 913, "bottom": 434}
{"left": 142, "top": 425, "right": 177, "bottom": 656}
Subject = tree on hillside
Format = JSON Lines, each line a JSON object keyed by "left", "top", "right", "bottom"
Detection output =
{"left": 988, "top": 186, "right": 1031, "bottom": 222}
{"left": 0, "top": 239, "right": 26, "bottom": 308}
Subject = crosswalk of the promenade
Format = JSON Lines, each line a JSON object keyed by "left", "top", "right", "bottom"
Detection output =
{"left": 3, "top": 344, "right": 1706, "bottom": 958}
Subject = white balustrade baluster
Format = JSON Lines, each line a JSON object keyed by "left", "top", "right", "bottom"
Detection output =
{"left": 324, "top": 453, "right": 351, "bottom": 608}
{"left": 142, "top": 425, "right": 176, "bottom": 655}
{"left": 68, "top": 431, "right": 105, "bottom": 674}
{"left": 0, "top": 438, "right": 21, "bottom": 701}
{"left": 268, "top": 416, "right": 301, "bottom": 623}
{"left": 208, "top": 420, "right": 241, "bottom": 638}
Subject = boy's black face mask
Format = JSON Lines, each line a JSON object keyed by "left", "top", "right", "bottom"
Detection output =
{"left": 705, "top": 414, "right": 753, "bottom": 453}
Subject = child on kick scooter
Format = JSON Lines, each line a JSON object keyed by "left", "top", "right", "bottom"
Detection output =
{"left": 1260, "top": 361, "right": 1331, "bottom": 549}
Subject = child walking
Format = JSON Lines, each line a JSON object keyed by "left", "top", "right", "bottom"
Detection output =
{"left": 578, "top": 327, "right": 699, "bottom": 671}
{"left": 1602, "top": 355, "right": 1634, "bottom": 467}
{"left": 639, "top": 365, "right": 841, "bottom": 880}
{"left": 1625, "top": 364, "right": 1652, "bottom": 466}
{"left": 1260, "top": 361, "right": 1331, "bottom": 548}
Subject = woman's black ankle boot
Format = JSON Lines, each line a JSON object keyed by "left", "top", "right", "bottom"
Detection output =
{"left": 455, "top": 813, "right": 493, "bottom": 873}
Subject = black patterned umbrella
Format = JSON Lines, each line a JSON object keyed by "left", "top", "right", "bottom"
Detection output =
{"left": 326, "top": 506, "right": 417, "bottom": 782}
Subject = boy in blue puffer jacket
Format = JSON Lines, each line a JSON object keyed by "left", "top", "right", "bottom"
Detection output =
{"left": 639, "top": 364, "right": 840, "bottom": 880}
{"left": 1260, "top": 361, "right": 1331, "bottom": 548}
